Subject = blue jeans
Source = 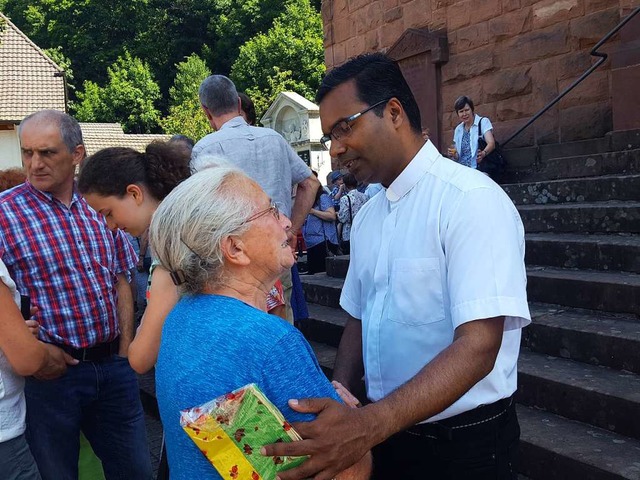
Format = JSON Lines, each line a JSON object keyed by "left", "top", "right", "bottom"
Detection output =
{"left": 24, "top": 355, "right": 152, "bottom": 480}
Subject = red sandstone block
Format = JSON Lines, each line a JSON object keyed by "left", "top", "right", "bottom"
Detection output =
{"left": 324, "top": 46, "right": 335, "bottom": 71}
{"left": 431, "top": 7, "right": 448, "bottom": 29}
{"left": 496, "top": 95, "right": 537, "bottom": 122}
{"left": 558, "top": 70, "right": 610, "bottom": 109}
{"left": 569, "top": 7, "right": 620, "bottom": 49}
{"left": 348, "top": 0, "right": 370, "bottom": 13}
{"left": 365, "top": 30, "right": 380, "bottom": 52}
{"left": 584, "top": 0, "right": 620, "bottom": 13}
{"left": 503, "top": 0, "right": 522, "bottom": 13}
{"left": 333, "top": 16, "right": 353, "bottom": 44}
{"left": 447, "top": 1, "right": 471, "bottom": 30}
{"left": 559, "top": 101, "right": 611, "bottom": 141}
{"left": 532, "top": 0, "right": 584, "bottom": 30}
{"left": 442, "top": 79, "right": 482, "bottom": 111}
{"left": 333, "top": 42, "right": 348, "bottom": 66}
{"left": 484, "top": 68, "right": 533, "bottom": 103}
{"left": 494, "top": 118, "right": 535, "bottom": 147}
{"left": 383, "top": 0, "right": 399, "bottom": 9}
{"left": 333, "top": 0, "right": 349, "bottom": 14}
{"left": 441, "top": 45, "right": 495, "bottom": 83}
{"left": 488, "top": 7, "right": 532, "bottom": 39}
{"left": 380, "top": 19, "right": 406, "bottom": 49}
{"left": 402, "top": 0, "right": 432, "bottom": 30}
{"left": 384, "top": 5, "right": 403, "bottom": 22}
{"left": 355, "top": 3, "right": 383, "bottom": 34}
{"left": 500, "top": 24, "right": 570, "bottom": 68}
{"left": 554, "top": 51, "right": 593, "bottom": 81}
{"left": 346, "top": 35, "right": 366, "bottom": 59}
{"left": 456, "top": 22, "right": 491, "bottom": 52}
{"left": 323, "top": 22, "right": 333, "bottom": 47}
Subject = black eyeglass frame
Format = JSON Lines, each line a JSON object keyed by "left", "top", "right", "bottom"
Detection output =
{"left": 320, "top": 98, "right": 391, "bottom": 150}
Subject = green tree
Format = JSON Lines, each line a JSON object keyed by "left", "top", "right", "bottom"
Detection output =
{"left": 160, "top": 53, "right": 212, "bottom": 141}
{"left": 230, "top": 0, "right": 324, "bottom": 119}
{"left": 74, "top": 51, "right": 161, "bottom": 133}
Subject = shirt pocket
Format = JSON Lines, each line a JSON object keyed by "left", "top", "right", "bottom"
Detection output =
{"left": 388, "top": 257, "right": 445, "bottom": 326}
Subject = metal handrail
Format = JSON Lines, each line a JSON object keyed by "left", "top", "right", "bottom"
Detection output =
{"left": 502, "top": 5, "right": 640, "bottom": 147}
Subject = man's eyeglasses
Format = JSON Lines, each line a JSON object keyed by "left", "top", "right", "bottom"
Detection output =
{"left": 320, "top": 98, "right": 390, "bottom": 150}
{"left": 243, "top": 201, "right": 281, "bottom": 224}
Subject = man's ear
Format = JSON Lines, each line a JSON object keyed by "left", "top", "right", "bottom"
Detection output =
{"left": 387, "top": 98, "right": 405, "bottom": 129}
{"left": 72, "top": 144, "right": 86, "bottom": 167}
{"left": 220, "top": 235, "right": 250, "bottom": 267}
{"left": 125, "top": 184, "right": 145, "bottom": 205}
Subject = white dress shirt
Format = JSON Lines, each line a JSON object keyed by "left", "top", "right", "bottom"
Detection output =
{"left": 340, "top": 140, "right": 530, "bottom": 423}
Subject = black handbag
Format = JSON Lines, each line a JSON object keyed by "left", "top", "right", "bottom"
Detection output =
{"left": 477, "top": 117, "right": 506, "bottom": 179}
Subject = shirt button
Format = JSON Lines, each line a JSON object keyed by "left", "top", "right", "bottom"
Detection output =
{"left": 87, "top": 267, "right": 92, "bottom": 271}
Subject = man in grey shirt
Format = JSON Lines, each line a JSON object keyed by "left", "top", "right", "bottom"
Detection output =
{"left": 191, "top": 76, "right": 320, "bottom": 322}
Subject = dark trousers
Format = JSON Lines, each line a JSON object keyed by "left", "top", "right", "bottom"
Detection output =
{"left": 372, "top": 400, "right": 519, "bottom": 480}
{"left": 306, "top": 241, "right": 339, "bottom": 274}
{"left": 25, "top": 355, "right": 152, "bottom": 480}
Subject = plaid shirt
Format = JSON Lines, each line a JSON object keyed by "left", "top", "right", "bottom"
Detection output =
{"left": 0, "top": 182, "right": 136, "bottom": 348}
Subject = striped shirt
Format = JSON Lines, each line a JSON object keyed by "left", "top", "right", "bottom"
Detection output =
{"left": 0, "top": 182, "right": 136, "bottom": 348}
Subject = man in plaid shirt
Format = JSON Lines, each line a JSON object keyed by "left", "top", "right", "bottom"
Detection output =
{"left": 0, "top": 110, "right": 152, "bottom": 479}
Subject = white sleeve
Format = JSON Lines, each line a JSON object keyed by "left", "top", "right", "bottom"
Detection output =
{"left": 0, "top": 259, "right": 20, "bottom": 305}
{"left": 443, "top": 186, "right": 530, "bottom": 331}
{"left": 339, "top": 217, "right": 362, "bottom": 319}
{"left": 481, "top": 117, "right": 494, "bottom": 135}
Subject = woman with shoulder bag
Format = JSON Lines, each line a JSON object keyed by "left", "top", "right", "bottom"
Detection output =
{"left": 449, "top": 96, "right": 496, "bottom": 171}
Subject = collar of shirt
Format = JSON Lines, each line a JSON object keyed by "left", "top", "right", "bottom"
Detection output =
{"left": 25, "top": 180, "right": 82, "bottom": 209}
{"left": 385, "top": 140, "right": 440, "bottom": 203}
{"left": 220, "top": 116, "right": 248, "bottom": 130}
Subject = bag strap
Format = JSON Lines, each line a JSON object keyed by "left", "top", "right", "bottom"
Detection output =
{"left": 347, "top": 194, "right": 353, "bottom": 224}
{"left": 478, "top": 117, "right": 484, "bottom": 140}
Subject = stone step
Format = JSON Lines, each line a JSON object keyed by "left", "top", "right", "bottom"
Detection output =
{"left": 518, "top": 350, "right": 640, "bottom": 440}
{"left": 517, "top": 201, "right": 640, "bottom": 234}
{"left": 303, "top": 302, "right": 640, "bottom": 375}
{"left": 517, "top": 404, "right": 640, "bottom": 480}
{"left": 507, "top": 148, "right": 640, "bottom": 183}
{"left": 306, "top": 341, "right": 640, "bottom": 480}
{"left": 525, "top": 233, "right": 640, "bottom": 273}
{"left": 525, "top": 304, "right": 640, "bottom": 374}
{"left": 302, "top": 267, "right": 640, "bottom": 318}
{"left": 323, "top": 234, "right": 640, "bottom": 279}
{"left": 526, "top": 266, "right": 640, "bottom": 316}
{"left": 300, "top": 273, "right": 344, "bottom": 307}
{"left": 503, "top": 174, "right": 640, "bottom": 206}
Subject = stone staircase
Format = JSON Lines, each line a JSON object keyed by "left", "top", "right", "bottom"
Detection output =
{"left": 298, "top": 132, "right": 640, "bottom": 480}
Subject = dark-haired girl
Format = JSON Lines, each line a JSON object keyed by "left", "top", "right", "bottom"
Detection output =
{"left": 78, "top": 141, "right": 191, "bottom": 374}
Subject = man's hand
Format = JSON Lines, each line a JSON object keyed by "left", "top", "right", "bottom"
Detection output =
{"left": 118, "top": 337, "right": 131, "bottom": 358}
{"left": 33, "top": 343, "right": 78, "bottom": 380}
{"left": 25, "top": 319, "right": 40, "bottom": 337}
{"left": 261, "top": 398, "right": 372, "bottom": 480}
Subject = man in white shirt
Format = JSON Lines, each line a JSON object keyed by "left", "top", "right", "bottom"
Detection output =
{"left": 264, "top": 53, "right": 530, "bottom": 479}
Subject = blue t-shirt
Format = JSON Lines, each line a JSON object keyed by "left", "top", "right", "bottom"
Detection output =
{"left": 156, "top": 294, "right": 341, "bottom": 480}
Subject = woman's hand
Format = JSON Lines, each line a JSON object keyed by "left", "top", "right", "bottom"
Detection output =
{"left": 25, "top": 319, "right": 40, "bottom": 337}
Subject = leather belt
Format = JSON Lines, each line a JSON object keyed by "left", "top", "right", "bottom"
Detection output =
{"left": 57, "top": 337, "right": 120, "bottom": 362}
{"left": 407, "top": 395, "right": 515, "bottom": 441}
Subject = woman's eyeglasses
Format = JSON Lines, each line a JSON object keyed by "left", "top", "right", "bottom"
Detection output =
{"left": 243, "top": 201, "right": 281, "bottom": 224}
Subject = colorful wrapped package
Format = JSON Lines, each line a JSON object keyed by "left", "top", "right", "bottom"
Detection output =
{"left": 180, "top": 383, "right": 307, "bottom": 479}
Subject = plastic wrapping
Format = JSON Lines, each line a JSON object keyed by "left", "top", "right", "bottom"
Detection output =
{"left": 180, "top": 383, "right": 307, "bottom": 479}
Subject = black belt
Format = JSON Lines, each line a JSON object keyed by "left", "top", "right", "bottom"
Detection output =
{"left": 407, "top": 395, "right": 514, "bottom": 441}
{"left": 57, "top": 337, "right": 120, "bottom": 362}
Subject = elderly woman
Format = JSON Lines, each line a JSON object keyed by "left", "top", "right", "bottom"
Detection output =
{"left": 449, "top": 95, "right": 496, "bottom": 170}
{"left": 149, "top": 167, "right": 370, "bottom": 479}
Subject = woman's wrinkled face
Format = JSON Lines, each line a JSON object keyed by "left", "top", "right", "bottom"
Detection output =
{"left": 456, "top": 104, "right": 474, "bottom": 124}
{"left": 239, "top": 179, "right": 295, "bottom": 278}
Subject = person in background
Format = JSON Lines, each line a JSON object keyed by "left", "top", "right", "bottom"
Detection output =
{"left": 0, "top": 167, "right": 26, "bottom": 191}
{"left": 337, "top": 173, "right": 367, "bottom": 255}
{"left": 238, "top": 92, "right": 257, "bottom": 126}
{"left": 329, "top": 170, "right": 344, "bottom": 210}
{"left": 264, "top": 53, "right": 530, "bottom": 480}
{"left": 77, "top": 141, "right": 191, "bottom": 375}
{"left": 302, "top": 180, "right": 340, "bottom": 274}
{"left": 0, "top": 258, "right": 77, "bottom": 480}
{"left": 150, "top": 166, "right": 371, "bottom": 479}
{"left": 449, "top": 95, "right": 496, "bottom": 170}
{"left": 0, "top": 110, "right": 152, "bottom": 479}
{"left": 192, "top": 75, "right": 320, "bottom": 324}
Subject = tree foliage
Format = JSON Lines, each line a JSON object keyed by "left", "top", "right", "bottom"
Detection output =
{"left": 160, "top": 54, "right": 212, "bottom": 141}
{"left": 230, "top": 0, "right": 325, "bottom": 119}
{"left": 74, "top": 51, "right": 161, "bottom": 133}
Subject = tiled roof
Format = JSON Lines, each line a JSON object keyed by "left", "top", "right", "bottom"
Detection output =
{"left": 0, "top": 12, "right": 66, "bottom": 122}
{"left": 80, "top": 123, "right": 171, "bottom": 155}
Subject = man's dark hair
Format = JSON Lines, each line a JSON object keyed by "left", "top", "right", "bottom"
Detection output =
{"left": 238, "top": 92, "right": 257, "bottom": 126}
{"left": 316, "top": 53, "right": 422, "bottom": 134}
{"left": 454, "top": 96, "right": 474, "bottom": 113}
